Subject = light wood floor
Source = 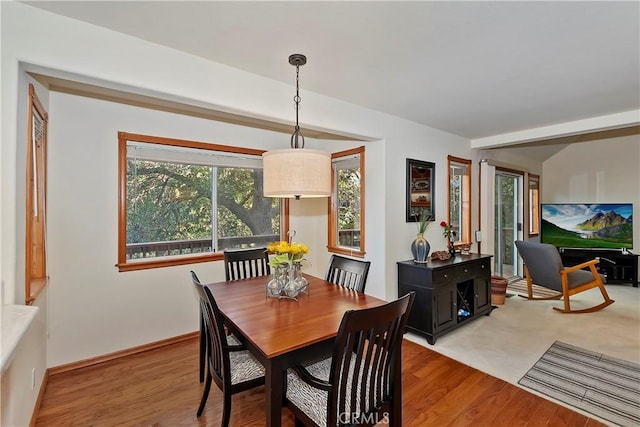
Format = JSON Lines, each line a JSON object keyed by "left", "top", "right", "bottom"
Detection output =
{"left": 35, "top": 337, "right": 605, "bottom": 426}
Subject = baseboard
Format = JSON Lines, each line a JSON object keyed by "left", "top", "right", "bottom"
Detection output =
{"left": 48, "top": 331, "right": 198, "bottom": 376}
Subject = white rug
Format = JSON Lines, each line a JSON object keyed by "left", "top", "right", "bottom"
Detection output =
{"left": 519, "top": 341, "right": 640, "bottom": 427}
{"left": 405, "top": 284, "right": 640, "bottom": 425}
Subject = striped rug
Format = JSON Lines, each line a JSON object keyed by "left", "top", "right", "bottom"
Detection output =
{"left": 507, "top": 278, "right": 562, "bottom": 299}
{"left": 519, "top": 341, "right": 640, "bottom": 426}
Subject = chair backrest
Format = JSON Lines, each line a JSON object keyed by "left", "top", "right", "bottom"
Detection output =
{"left": 515, "top": 240, "right": 564, "bottom": 290}
{"left": 326, "top": 292, "right": 415, "bottom": 425}
{"left": 190, "top": 271, "right": 231, "bottom": 387}
{"left": 223, "top": 247, "right": 271, "bottom": 281}
{"left": 325, "top": 254, "right": 371, "bottom": 292}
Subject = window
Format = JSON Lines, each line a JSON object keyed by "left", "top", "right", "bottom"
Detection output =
{"left": 25, "top": 84, "right": 48, "bottom": 304}
{"left": 447, "top": 156, "right": 471, "bottom": 244}
{"left": 117, "top": 132, "right": 287, "bottom": 272}
{"left": 528, "top": 174, "right": 540, "bottom": 236}
{"left": 328, "top": 147, "right": 365, "bottom": 257}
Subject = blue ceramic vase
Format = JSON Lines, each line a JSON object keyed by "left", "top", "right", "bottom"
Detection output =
{"left": 411, "top": 234, "right": 430, "bottom": 263}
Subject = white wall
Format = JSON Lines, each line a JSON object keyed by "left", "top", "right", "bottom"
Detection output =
{"left": 474, "top": 147, "right": 546, "bottom": 254}
{"left": 542, "top": 135, "right": 640, "bottom": 249}
{"left": 46, "top": 92, "right": 332, "bottom": 366}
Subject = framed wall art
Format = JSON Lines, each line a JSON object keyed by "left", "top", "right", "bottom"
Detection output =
{"left": 406, "top": 158, "right": 435, "bottom": 222}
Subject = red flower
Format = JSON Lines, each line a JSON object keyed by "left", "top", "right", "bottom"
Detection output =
{"left": 440, "top": 221, "right": 447, "bottom": 227}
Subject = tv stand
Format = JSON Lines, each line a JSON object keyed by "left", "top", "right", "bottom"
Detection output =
{"left": 558, "top": 248, "right": 638, "bottom": 287}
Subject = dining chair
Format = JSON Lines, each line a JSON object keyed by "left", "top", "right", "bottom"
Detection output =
{"left": 191, "top": 271, "right": 210, "bottom": 383}
{"left": 285, "top": 292, "right": 415, "bottom": 426}
{"left": 190, "top": 271, "right": 265, "bottom": 426}
{"left": 193, "top": 248, "right": 270, "bottom": 382}
{"left": 324, "top": 254, "right": 371, "bottom": 292}
{"left": 223, "top": 247, "right": 271, "bottom": 281}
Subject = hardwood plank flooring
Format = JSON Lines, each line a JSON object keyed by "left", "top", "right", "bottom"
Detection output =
{"left": 35, "top": 338, "right": 606, "bottom": 426}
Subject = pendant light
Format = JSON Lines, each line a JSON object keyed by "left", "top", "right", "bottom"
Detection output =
{"left": 262, "top": 54, "right": 331, "bottom": 199}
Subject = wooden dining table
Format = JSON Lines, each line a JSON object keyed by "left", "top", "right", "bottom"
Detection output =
{"left": 206, "top": 274, "right": 388, "bottom": 427}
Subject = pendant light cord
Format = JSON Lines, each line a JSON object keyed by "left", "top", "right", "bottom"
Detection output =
{"left": 291, "top": 58, "right": 305, "bottom": 149}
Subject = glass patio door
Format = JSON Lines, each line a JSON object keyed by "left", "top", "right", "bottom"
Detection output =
{"left": 494, "top": 171, "right": 522, "bottom": 279}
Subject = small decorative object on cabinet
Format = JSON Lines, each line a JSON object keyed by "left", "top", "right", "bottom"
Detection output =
{"left": 398, "top": 254, "right": 493, "bottom": 344}
{"left": 460, "top": 243, "right": 472, "bottom": 255}
{"left": 411, "top": 209, "right": 431, "bottom": 263}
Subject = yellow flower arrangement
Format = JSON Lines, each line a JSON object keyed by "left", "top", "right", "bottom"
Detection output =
{"left": 267, "top": 240, "right": 310, "bottom": 267}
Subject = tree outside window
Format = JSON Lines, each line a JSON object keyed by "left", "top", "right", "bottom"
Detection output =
{"left": 118, "top": 132, "right": 284, "bottom": 271}
{"left": 528, "top": 174, "right": 540, "bottom": 236}
{"left": 448, "top": 156, "right": 471, "bottom": 244}
{"left": 328, "top": 147, "right": 365, "bottom": 257}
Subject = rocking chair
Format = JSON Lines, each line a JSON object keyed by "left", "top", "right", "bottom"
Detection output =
{"left": 515, "top": 240, "right": 614, "bottom": 313}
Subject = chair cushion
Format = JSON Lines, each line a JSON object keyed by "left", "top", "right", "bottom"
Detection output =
{"left": 226, "top": 334, "right": 265, "bottom": 385}
{"left": 286, "top": 357, "right": 371, "bottom": 427}
{"left": 565, "top": 268, "right": 606, "bottom": 288}
{"left": 226, "top": 334, "right": 241, "bottom": 346}
{"left": 287, "top": 358, "right": 331, "bottom": 426}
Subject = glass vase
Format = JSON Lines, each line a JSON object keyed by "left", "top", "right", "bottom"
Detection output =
{"left": 266, "top": 265, "right": 287, "bottom": 298}
{"left": 293, "top": 263, "right": 309, "bottom": 294}
{"left": 281, "top": 262, "right": 308, "bottom": 300}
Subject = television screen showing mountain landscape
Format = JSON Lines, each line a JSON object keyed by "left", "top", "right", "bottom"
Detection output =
{"left": 541, "top": 203, "right": 633, "bottom": 249}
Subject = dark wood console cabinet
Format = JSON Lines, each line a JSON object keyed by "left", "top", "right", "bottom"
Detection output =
{"left": 558, "top": 248, "right": 638, "bottom": 287}
{"left": 397, "top": 254, "right": 493, "bottom": 344}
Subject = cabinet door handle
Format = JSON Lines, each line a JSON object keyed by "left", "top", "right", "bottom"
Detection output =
{"left": 443, "top": 273, "right": 448, "bottom": 279}
{"left": 463, "top": 268, "right": 469, "bottom": 273}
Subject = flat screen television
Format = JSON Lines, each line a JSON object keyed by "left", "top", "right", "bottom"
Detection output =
{"left": 541, "top": 203, "right": 633, "bottom": 249}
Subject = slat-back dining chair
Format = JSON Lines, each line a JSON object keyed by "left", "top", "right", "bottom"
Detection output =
{"left": 192, "top": 271, "right": 210, "bottom": 383}
{"left": 196, "top": 248, "right": 271, "bottom": 382}
{"left": 325, "top": 254, "right": 371, "bottom": 292}
{"left": 285, "top": 291, "right": 415, "bottom": 426}
{"left": 223, "top": 247, "right": 271, "bottom": 281}
{"left": 190, "top": 271, "right": 265, "bottom": 426}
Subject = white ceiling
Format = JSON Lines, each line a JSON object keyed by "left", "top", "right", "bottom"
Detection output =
{"left": 21, "top": 1, "right": 640, "bottom": 141}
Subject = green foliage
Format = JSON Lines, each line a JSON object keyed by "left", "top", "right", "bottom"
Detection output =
{"left": 127, "top": 160, "right": 213, "bottom": 243}
{"left": 337, "top": 168, "right": 360, "bottom": 230}
{"left": 541, "top": 219, "right": 632, "bottom": 249}
{"left": 416, "top": 209, "right": 430, "bottom": 234}
{"left": 126, "top": 160, "right": 279, "bottom": 245}
{"left": 449, "top": 174, "right": 461, "bottom": 226}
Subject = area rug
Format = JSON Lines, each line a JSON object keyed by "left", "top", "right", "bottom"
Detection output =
{"left": 507, "top": 278, "right": 562, "bottom": 299}
{"left": 518, "top": 341, "right": 640, "bottom": 426}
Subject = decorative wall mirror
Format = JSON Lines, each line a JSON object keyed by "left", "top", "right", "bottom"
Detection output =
{"left": 406, "top": 158, "right": 435, "bottom": 222}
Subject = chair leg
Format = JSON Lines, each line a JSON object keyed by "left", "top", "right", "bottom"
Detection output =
{"left": 552, "top": 276, "right": 615, "bottom": 313}
{"left": 562, "top": 278, "right": 571, "bottom": 312}
{"left": 199, "top": 313, "right": 205, "bottom": 383}
{"left": 598, "top": 280, "right": 613, "bottom": 304}
{"left": 221, "top": 390, "right": 232, "bottom": 427}
{"left": 197, "top": 371, "right": 212, "bottom": 417}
